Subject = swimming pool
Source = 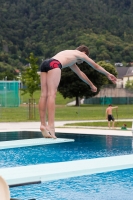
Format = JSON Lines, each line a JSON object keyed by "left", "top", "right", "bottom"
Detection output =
{"left": 0, "top": 131, "right": 133, "bottom": 199}
{"left": 10, "top": 168, "right": 133, "bottom": 200}
{"left": 0, "top": 132, "right": 133, "bottom": 168}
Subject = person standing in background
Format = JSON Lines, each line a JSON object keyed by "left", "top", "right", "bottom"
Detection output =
{"left": 106, "top": 104, "right": 118, "bottom": 128}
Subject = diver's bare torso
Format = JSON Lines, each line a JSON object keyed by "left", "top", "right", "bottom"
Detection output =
{"left": 52, "top": 50, "right": 85, "bottom": 68}
{"left": 52, "top": 49, "right": 116, "bottom": 85}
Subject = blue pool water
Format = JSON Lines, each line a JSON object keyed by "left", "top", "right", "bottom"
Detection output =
{"left": 0, "top": 132, "right": 133, "bottom": 168}
{"left": 1, "top": 131, "right": 133, "bottom": 199}
{"left": 10, "top": 168, "right": 133, "bottom": 200}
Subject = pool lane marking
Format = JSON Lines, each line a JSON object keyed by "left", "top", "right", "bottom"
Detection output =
{"left": 0, "top": 138, "right": 74, "bottom": 149}
{"left": 0, "top": 154, "right": 133, "bottom": 186}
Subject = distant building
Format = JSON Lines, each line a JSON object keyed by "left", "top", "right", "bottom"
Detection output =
{"left": 84, "top": 65, "right": 133, "bottom": 105}
{"left": 127, "top": 62, "right": 133, "bottom": 67}
{"left": 116, "top": 66, "right": 129, "bottom": 79}
{"left": 115, "top": 63, "right": 123, "bottom": 67}
{"left": 115, "top": 66, "right": 129, "bottom": 88}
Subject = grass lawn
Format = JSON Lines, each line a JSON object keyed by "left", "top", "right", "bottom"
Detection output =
{"left": 64, "top": 121, "right": 132, "bottom": 128}
{"left": 55, "top": 104, "right": 133, "bottom": 121}
{"left": 0, "top": 90, "right": 133, "bottom": 127}
{"left": 20, "top": 90, "right": 74, "bottom": 105}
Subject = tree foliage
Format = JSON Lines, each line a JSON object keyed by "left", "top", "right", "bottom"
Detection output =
{"left": 21, "top": 53, "right": 40, "bottom": 98}
{"left": 0, "top": 62, "right": 17, "bottom": 80}
{"left": 125, "top": 80, "right": 133, "bottom": 92}
{"left": 58, "top": 61, "right": 117, "bottom": 105}
{"left": 0, "top": 0, "right": 133, "bottom": 73}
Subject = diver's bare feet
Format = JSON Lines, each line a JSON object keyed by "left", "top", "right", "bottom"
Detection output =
{"left": 46, "top": 126, "right": 57, "bottom": 139}
{"left": 40, "top": 125, "right": 52, "bottom": 138}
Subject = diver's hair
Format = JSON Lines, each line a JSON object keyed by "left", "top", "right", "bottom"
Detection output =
{"left": 109, "top": 104, "right": 112, "bottom": 106}
{"left": 76, "top": 45, "right": 89, "bottom": 56}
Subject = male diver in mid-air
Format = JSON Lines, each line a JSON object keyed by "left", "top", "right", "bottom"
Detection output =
{"left": 39, "top": 45, "right": 117, "bottom": 138}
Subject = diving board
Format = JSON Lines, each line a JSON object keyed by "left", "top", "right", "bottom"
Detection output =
{"left": 0, "top": 138, "right": 74, "bottom": 150}
{"left": 0, "top": 154, "right": 133, "bottom": 186}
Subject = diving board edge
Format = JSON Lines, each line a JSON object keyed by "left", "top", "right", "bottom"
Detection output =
{"left": 0, "top": 154, "right": 133, "bottom": 186}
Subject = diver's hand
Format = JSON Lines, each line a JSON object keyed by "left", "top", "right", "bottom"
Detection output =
{"left": 107, "top": 73, "right": 117, "bottom": 84}
{"left": 90, "top": 85, "right": 97, "bottom": 92}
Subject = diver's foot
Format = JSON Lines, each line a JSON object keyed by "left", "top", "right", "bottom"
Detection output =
{"left": 46, "top": 126, "right": 57, "bottom": 139}
{"left": 40, "top": 125, "right": 52, "bottom": 138}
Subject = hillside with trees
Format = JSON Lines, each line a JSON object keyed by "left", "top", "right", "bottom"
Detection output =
{"left": 0, "top": 0, "right": 133, "bottom": 75}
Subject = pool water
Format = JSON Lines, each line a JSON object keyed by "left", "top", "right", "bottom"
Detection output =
{"left": 1, "top": 131, "right": 133, "bottom": 199}
{"left": 0, "top": 132, "right": 133, "bottom": 168}
{"left": 10, "top": 168, "right": 133, "bottom": 200}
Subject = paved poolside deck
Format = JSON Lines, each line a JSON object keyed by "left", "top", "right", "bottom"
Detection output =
{"left": 0, "top": 120, "right": 132, "bottom": 136}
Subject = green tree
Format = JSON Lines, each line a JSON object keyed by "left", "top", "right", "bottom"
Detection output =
{"left": 58, "top": 61, "right": 117, "bottom": 106}
{"left": 1, "top": 0, "right": 133, "bottom": 68}
{"left": 21, "top": 53, "right": 40, "bottom": 119}
{"left": 125, "top": 80, "right": 133, "bottom": 92}
{"left": 21, "top": 53, "right": 40, "bottom": 99}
